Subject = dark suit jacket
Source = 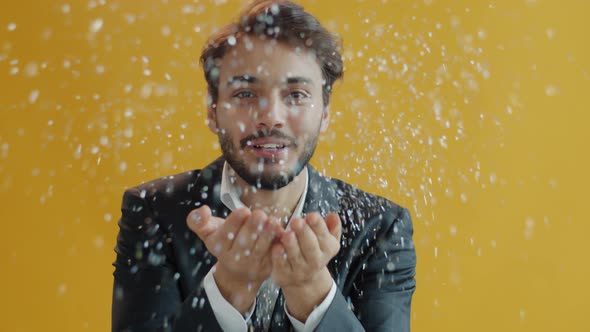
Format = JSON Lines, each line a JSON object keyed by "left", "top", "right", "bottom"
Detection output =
{"left": 112, "top": 157, "right": 416, "bottom": 331}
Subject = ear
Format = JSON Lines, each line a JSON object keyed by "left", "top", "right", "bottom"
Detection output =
{"left": 319, "top": 106, "right": 330, "bottom": 133}
{"left": 206, "top": 96, "right": 218, "bottom": 134}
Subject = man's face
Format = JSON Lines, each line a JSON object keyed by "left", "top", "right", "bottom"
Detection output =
{"left": 207, "top": 36, "right": 329, "bottom": 190}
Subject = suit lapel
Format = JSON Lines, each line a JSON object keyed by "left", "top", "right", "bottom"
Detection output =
{"left": 191, "top": 156, "right": 231, "bottom": 218}
{"left": 302, "top": 165, "right": 339, "bottom": 216}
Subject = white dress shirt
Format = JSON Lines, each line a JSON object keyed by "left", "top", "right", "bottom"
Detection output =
{"left": 202, "top": 162, "right": 337, "bottom": 332}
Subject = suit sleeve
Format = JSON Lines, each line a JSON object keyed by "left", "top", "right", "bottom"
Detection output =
{"left": 315, "top": 207, "right": 417, "bottom": 332}
{"left": 111, "top": 188, "right": 224, "bottom": 332}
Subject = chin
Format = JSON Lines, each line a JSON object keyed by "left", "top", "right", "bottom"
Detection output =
{"left": 239, "top": 160, "right": 305, "bottom": 190}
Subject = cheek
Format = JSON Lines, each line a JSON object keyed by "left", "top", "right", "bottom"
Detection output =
{"left": 295, "top": 102, "right": 322, "bottom": 123}
{"left": 288, "top": 115, "right": 322, "bottom": 141}
{"left": 216, "top": 105, "right": 250, "bottom": 133}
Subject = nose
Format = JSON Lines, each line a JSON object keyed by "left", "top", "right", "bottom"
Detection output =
{"left": 256, "top": 92, "right": 286, "bottom": 130}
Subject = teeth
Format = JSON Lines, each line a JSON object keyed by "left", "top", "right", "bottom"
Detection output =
{"left": 255, "top": 144, "right": 285, "bottom": 149}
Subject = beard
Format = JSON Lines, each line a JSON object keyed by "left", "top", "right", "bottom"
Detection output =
{"left": 218, "top": 128, "right": 319, "bottom": 190}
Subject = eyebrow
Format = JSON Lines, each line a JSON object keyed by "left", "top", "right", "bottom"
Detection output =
{"left": 284, "top": 76, "right": 314, "bottom": 86}
{"left": 226, "top": 75, "right": 314, "bottom": 87}
{"left": 226, "top": 75, "right": 260, "bottom": 86}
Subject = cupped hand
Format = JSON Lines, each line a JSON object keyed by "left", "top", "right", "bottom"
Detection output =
{"left": 270, "top": 212, "right": 342, "bottom": 289}
{"left": 186, "top": 206, "right": 283, "bottom": 298}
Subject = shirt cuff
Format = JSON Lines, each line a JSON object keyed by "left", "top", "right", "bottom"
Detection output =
{"left": 284, "top": 280, "right": 337, "bottom": 332}
{"left": 203, "top": 266, "right": 255, "bottom": 332}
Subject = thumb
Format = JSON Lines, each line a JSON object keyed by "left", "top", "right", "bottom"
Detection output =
{"left": 186, "top": 205, "right": 217, "bottom": 240}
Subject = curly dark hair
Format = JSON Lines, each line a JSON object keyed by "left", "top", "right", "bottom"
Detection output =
{"left": 200, "top": 0, "right": 343, "bottom": 108}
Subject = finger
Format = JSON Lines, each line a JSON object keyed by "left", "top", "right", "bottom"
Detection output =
{"left": 271, "top": 242, "right": 290, "bottom": 275}
{"left": 231, "top": 209, "right": 266, "bottom": 254}
{"left": 186, "top": 205, "right": 218, "bottom": 240}
{"left": 306, "top": 212, "right": 338, "bottom": 254}
{"left": 289, "top": 217, "right": 322, "bottom": 265}
{"left": 215, "top": 207, "right": 251, "bottom": 253}
{"left": 252, "top": 216, "right": 281, "bottom": 257}
{"left": 280, "top": 229, "right": 305, "bottom": 271}
{"left": 325, "top": 213, "right": 342, "bottom": 240}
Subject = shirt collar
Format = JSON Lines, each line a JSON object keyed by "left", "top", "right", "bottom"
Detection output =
{"left": 220, "top": 161, "right": 309, "bottom": 222}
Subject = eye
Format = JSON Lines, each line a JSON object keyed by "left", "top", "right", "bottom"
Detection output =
{"left": 233, "top": 90, "right": 255, "bottom": 99}
{"left": 290, "top": 91, "right": 307, "bottom": 99}
{"left": 285, "top": 90, "right": 310, "bottom": 104}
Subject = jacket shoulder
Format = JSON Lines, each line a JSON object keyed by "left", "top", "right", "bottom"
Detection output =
{"left": 129, "top": 169, "right": 202, "bottom": 197}
{"left": 329, "top": 177, "right": 404, "bottom": 218}
{"left": 119, "top": 169, "right": 205, "bottom": 219}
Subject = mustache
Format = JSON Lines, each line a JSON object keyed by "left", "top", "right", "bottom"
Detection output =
{"left": 239, "top": 129, "right": 297, "bottom": 148}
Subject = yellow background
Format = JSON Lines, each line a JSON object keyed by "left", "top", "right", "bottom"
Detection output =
{"left": 1, "top": 0, "right": 589, "bottom": 331}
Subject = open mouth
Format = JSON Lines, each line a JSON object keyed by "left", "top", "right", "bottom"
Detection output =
{"left": 242, "top": 134, "right": 293, "bottom": 159}
{"left": 249, "top": 143, "right": 288, "bottom": 159}
{"left": 252, "top": 143, "right": 287, "bottom": 150}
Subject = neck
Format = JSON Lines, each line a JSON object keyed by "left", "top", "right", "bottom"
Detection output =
{"left": 233, "top": 168, "right": 307, "bottom": 222}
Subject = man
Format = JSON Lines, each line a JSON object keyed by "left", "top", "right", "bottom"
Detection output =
{"left": 112, "top": 1, "right": 416, "bottom": 331}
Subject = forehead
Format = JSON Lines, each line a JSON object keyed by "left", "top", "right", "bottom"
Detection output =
{"left": 218, "top": 36, "right": 323, "bottom": 85}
